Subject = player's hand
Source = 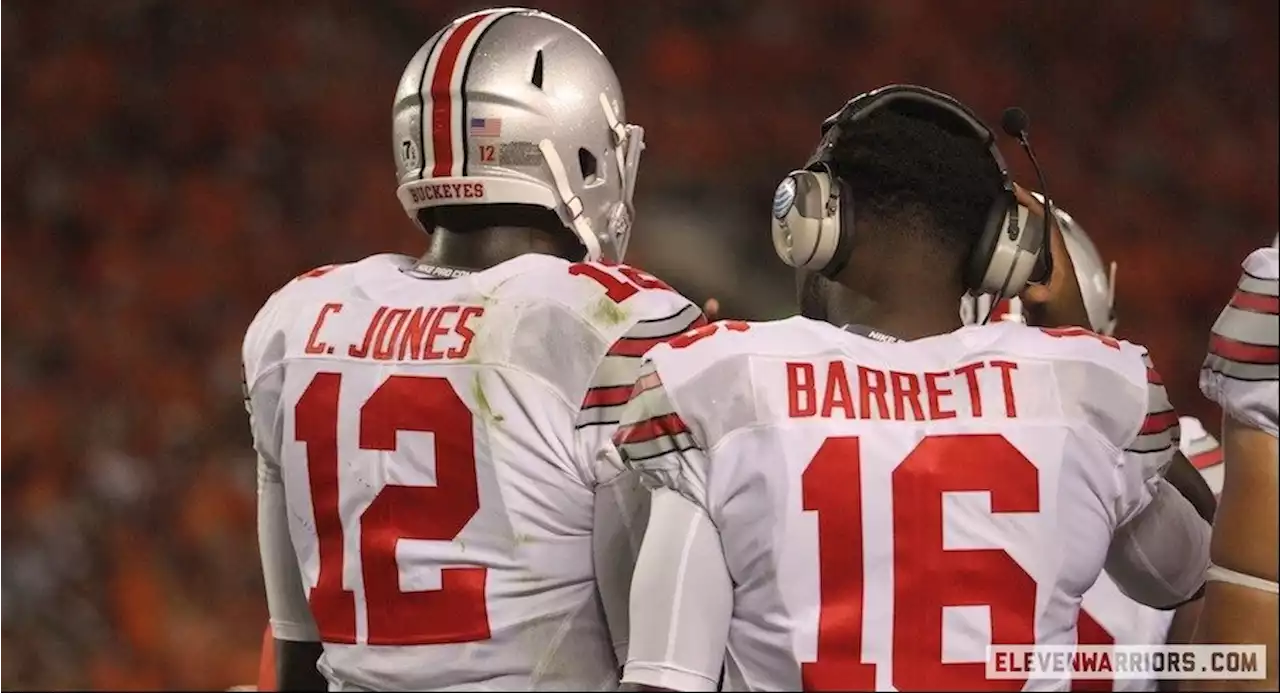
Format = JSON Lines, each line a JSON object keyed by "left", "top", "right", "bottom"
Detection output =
{"left": 702, "top": 298, "right": 721, "bottom": 322}
{"left": 1015, "top": 184, "right": 1092, "bottom": 330}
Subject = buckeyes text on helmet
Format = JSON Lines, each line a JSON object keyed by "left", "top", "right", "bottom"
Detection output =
{"left": 391, "top": 7, "right": 645, "bottom": 263}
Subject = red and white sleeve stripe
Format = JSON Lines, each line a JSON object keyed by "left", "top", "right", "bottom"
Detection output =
{"left": 577, "top": 304, "right": 706, "bottom": 430}
{"left": 1202, "top": 252, "right": 1280, "bottom": 383}
{"left": 612, "top": 360, "right": 700, "bottom": 466}
{"left": 416, "top": 9, "right": 519, "bottom": 180}
{"left": 1126, "top": 351, "right": 1181, "bottom": 460}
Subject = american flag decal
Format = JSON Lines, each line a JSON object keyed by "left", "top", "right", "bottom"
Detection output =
{"left": 469, "top": 117, "right": 502, "bottom": 137}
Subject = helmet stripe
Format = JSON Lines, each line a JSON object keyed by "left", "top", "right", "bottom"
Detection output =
{"left": 416, "top": 28, "right": 453, "bottom": 180}
{"left": 456, "top": 11, "right": 517, "bottom": 176}
{"left": 426, "top": 11, "right": 512, "bottom": 179}
{"left": 427, "top": 12, "right": 488, "bottom": 178}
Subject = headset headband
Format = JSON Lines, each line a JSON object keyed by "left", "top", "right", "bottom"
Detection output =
{"left": 809, "top": 85, "right": 1012, "bottom": 179}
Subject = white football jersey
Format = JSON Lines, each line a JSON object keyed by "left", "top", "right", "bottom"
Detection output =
{"left": 1074, "top": 416, "right": 1221, "bottom": 692}
{"left": 243, "top": 253, "right": 703, "bottom": 691}
{"left": 614, "top": 318, "right": 1189, "bottom": 692}
{"left": 1200, "top": 247, "right": 1279, "bottom": 438}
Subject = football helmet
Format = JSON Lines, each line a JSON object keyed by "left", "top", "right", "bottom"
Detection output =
{"left": 1050, "top": 198, "right": 1117, "bottom": 336}
{"left": 392, "top": 7, "right": 644, "bottom": 262}
{"left": 961, "top": 197, "right": 1116, "bottom": 335}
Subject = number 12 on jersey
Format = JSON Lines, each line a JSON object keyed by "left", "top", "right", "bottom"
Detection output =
{"left": 293, "top": 371, "right": 491, "bottom": 646}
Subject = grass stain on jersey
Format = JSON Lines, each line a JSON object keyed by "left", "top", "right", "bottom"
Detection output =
{"left": 592, "top": 296, "right": 628, "bottom": 327}
{"left": 471, "top": 373, "right": 504, "bottom": 423}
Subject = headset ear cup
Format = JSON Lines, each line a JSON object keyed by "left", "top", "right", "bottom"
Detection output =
{"left": 969, "top": 190, "right": 1043, "bottom": 298}
{"left": 771, "top": 169, "right": 840, "bottom": 271}
{"left": 966, "top": 189, "right": 1012, "bottom": 292}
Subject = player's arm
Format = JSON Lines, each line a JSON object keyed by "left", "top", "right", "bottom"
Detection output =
{"left": 257, "top": 452, "right": 326, "bottom": 692}
{"left": 1190, "top": 248, "right": 1279, "bottom": 690}
{"left": 241, "top": 290, "right": 324, "bottom": 690}
{"left": 1199, "top": 247, "right": 1279, "bottom": 590}
{"left": 578, "top": 301, "right": 707, "bottom": 666}
{"left": 1163, "top": 449, "right": 1217, "bottom": 523}
{"left": 1163, "top": 419, "right": 1224, "bottom": 649}
{"left": 1190, "top": 417, "right": 1279, "bottom": 691}
{"left": 1105, "top": 354, "right": 1212, "bottom": 610}
{"left": 612, "top": 360, "right": 731, "bottom": 693}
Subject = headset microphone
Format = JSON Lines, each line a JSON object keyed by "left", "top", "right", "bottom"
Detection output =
{"left": 1001, "top": 106, "right": 1054, "bottom": 285}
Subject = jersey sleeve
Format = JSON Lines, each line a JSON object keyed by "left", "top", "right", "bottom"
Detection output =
{"left": 242, "top": 284, "right": 295, "bottom": 459}
{"left": 611, "top": 358, "right": 713, "bottom": 509}
{"left": 243, "top": 283, "right": 316, "bottom": 642}
{"left": 1199, "top": 247, "right": 1280, "bottom": 437}
{"left": 1104, "top": 351, "right": 1213, "bottom": 608}
{"left": 575, "top": 302, "right": 706, "bottom": 443}
{"left": 549, "top": 269, "right": 703, "bottom": 666}
{"left": 1121, "top": 350, "right": 1177, "bottom": 491}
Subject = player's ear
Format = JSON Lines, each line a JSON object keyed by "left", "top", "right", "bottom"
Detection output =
{"left": 1021, "top": 280, "right": 1052, "bottom": 306}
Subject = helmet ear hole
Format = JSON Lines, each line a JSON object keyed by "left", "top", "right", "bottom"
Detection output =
{"left": 531, "top": 50, "right": 544, "bottom": 89}
{"left": 578, "top": 148, "right": 599, "bottom": 185}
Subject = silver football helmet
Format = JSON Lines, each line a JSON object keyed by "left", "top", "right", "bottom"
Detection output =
{"left": 961, "top": 197, "right": 1116, "bottom": 335}
{"left": 392, "top": 7, "right": 645, "bottom": 262}
{"left": 1053, "top": 202, "right": 1117, "bottom": 336}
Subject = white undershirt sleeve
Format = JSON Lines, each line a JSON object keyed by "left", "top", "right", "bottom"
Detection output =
{"left": 622, "top": 488, "right": 732, "bottom": 692}
{"left": 1106, "top": 476, "right": 1211, "bottom": 609}
{"left": 258, "top": 453, "right": 320, "bottom": 642}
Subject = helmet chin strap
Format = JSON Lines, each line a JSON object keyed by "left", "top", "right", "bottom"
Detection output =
{"left": 600, "top": 93, "right": 629, "bottom": 191}
{"left": 538, "top": 137, "right": 601, "bottom": 261}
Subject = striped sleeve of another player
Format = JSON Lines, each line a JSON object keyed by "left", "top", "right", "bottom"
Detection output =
{"left": 1125, "top": 352, "right": 1181, "bottom": 463}
{"left": 577, "top": 303, "right": 706, "bottom": 429}
{"left": 1203, "top": 257, "right": 1280, "bottom": 383}
{"left": 612, "top": 360, "right": 700, "bottom": 468}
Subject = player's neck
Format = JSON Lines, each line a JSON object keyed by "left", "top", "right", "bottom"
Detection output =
{"left": 420, "top": 226, "right": 574, "bottom": 272}
{"left": 838, "top": 293, "right": 965, "bottom": 342}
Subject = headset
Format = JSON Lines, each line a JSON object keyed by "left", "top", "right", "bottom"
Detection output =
{"left": 770, "top": 84, "right": 1047, "bottom": 299}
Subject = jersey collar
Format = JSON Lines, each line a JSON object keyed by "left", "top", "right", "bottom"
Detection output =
{"left": 402, "top": 262, "right": 473, "bottom": 280}
{"left": 841, "top": 323, "right": 903, "bottom": 344}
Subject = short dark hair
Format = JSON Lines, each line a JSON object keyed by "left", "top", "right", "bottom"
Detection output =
{"left": 825, "top": 107, "right": 1004, "bottom": 256}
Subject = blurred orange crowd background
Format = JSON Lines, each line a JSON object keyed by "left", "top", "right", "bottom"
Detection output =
{"left": 2, "top": 0, "right": 1276, "bottom": 689}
